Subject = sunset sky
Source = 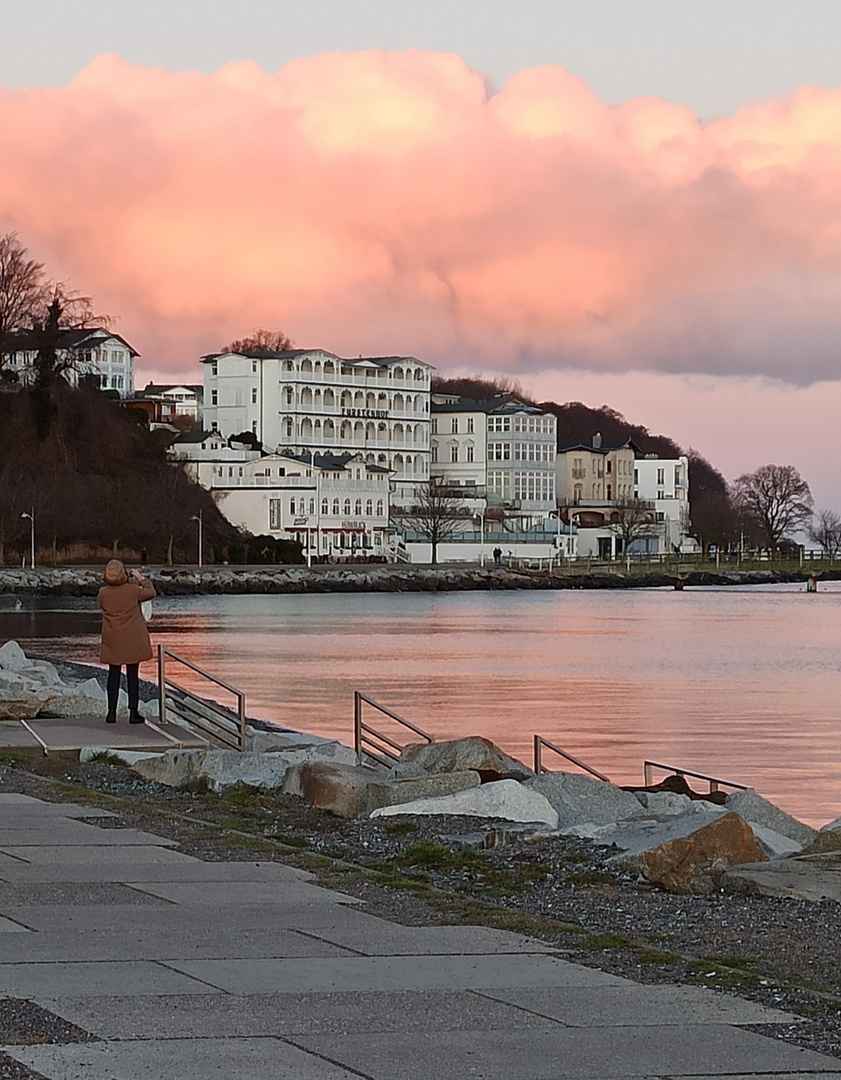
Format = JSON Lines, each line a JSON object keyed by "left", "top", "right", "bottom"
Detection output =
{"left": 4, "top": 2, "right": 841, "bottom": 505}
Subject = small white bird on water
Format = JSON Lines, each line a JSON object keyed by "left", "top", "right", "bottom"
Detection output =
{"left": 13, "top": 598, "right": 22, "bottom": 611}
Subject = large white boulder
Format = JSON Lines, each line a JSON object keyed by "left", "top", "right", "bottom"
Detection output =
{"left": 199, "top": 750, "right": 292, "bottom": 792}
{"left": 370, "top": 778, "right": 559, "bottom": 828}
{"left": 524, "top": 772, "right": 646, "bottom": 828}
{"left": 131, "top": 749, "right": 208, "bottom": 786}
{"left": 724, "top": 789, "right": 816, "bottom": 849}
{"left": 0, "top": 640, "right": 29, "bottom": 671}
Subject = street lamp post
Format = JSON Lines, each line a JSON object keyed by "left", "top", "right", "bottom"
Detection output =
{"left": 20, "top": 510, "right": 35, "bottom": 569}
{"left": 191, "top": 510, "right": 203, "bottom": 568}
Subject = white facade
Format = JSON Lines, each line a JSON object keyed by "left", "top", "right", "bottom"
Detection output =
{"left": 430, "top": 396, "right": 557, "bottom": 521}
{"left": 201, "top": 349, "right": 432, "bottom": 491}
{"left": 170, "top": 434, "right": 392, "bottom": 557}
{"left": 634, "top": 456, "right": 694, "bottom": 553}
{"left": 137, "top": 383, "right": 201, "bottom": 419}
{"left": 3, "top": 328, "right": 138, "bottom": 398}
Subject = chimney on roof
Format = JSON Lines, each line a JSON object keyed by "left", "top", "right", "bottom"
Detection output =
{"left": 592, "top": 432, "right": 602, "bottom": 449}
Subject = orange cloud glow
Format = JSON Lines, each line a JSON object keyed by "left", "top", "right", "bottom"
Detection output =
{"left": 2, "top": 52, "right": 841, "bottom": 382}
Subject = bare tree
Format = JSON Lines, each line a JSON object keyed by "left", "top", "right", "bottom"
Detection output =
{"left": 394, "top": 478, "right": 467, "bottom": 564}
{"left": 809, "top": 508, "right": 841, "bottom": 560}
{"left": 732, "top": 465, "right": 813, "bottom": 549}
{"left": 221, "top": 329, "right": 295, "bottom": 354}
{"left": 608, "top": 498, "right": 659, "bottom": 554}
{"left": 0, "top": 232, "right": 50, "bottom": 370}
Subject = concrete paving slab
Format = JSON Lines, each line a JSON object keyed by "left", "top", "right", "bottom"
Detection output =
{"left": 292, "top": 1026, "right": 841, "bottom": 1078}
{"left": 39, "top": 989, "right": 565, "bottom": 1040}
{"left": 0, "top": 881, "right": 168, "bottom": 907}
{"left": 18, "top": 715, "right": 207, "bottom": 753}
{"left": 0, "top": 927, "right": 355, "bottom": 964}
{"left": 0, "top": 960, "right": 223, "bottom": 998}
{"left": 0, "top": 859, "right": 313, "bottom": 884}
{"left": 301, "top": 923, "right": 558, "bottom": 956}
{"left": 165, "top": 953, "right": 628, "bottom": 994}
{"left": 0, "top": 804, "right": 116, "bottom": 820}
{"left": 0, "top": 915, "right": 28, "bottom": 933}
{"left": 0, "top": 844, "right": 198, "bottom": 869}
{"left": 0, "top": 827, "right": 178, "bottom": 847}
{"left": 123, "top": 880, "right": 361, "bottom": 906}
{"left": 476, "top": 984, "right": 793, "bottom": 1026}
{"left": 2, "top": 901, "right": 377, "bottom": 934}
{"left": 5, "top": 1037, "right": 360, "bottom": 1079}
{"left": 0, "top": 724, "right": 41, "bottom": 749}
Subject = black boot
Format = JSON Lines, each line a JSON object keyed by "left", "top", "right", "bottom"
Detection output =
{"left": 129, "top": 710, "right": 144, "bottom": 725}
{"left": 105, "top": 711, "right": 117, "bottom": 724}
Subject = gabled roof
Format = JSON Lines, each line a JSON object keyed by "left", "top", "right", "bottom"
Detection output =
{"left": 2, "top": 327, "right": 139, "bottom": 356}
{"left": 138, "top": 383, "right": 202, "bottom": 397}
{"left": 557, "top": 437, "right": 643, "bottom": 455}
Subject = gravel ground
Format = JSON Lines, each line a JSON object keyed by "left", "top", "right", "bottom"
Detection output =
{"left": 2, "top": 757, "right": 841, "bottom": 1061}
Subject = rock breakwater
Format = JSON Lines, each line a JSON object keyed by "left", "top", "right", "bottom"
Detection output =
{"left": 0, "top": 564, "right": 833, "bottom": 596}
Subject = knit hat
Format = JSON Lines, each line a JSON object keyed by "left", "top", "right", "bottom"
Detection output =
{"left": 104, "top": 559, "right": 127, "bottom": 586}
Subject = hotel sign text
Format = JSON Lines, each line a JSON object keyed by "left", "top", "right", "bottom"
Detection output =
{"left": 341, "top": 407, "right": 389, "bottom": 419}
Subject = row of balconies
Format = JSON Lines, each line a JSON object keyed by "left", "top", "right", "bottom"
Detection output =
{"left": 280, "top": 399, "right": 428, "bottom": 414}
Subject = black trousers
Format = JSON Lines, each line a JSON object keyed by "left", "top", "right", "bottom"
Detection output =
{"left": 107, "top": 664, "right": 139, "bottom": 713}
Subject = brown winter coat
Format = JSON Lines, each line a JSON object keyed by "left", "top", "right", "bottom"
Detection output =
{"left": 98, "top": 578, "right": 156, "bottom": 665}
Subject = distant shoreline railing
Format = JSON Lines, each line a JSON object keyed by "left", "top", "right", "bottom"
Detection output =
{"left": 533, "top": 735, "right": 610, "bottom": 782}
{"left": 643, "top": 760, "right": 748, "bottom": 795}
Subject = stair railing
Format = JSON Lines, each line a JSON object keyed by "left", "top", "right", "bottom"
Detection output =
{"left": 533, "top": 734, "right": 610, "bottom": 782}
{"left": 354, "top": 691, "right": 433, "bottom": 768}
{"left": 157, "top": 645, "right": 246, "bottom": 751}
{"left": 643, "top": 760, "right": 748, "bottom": 795}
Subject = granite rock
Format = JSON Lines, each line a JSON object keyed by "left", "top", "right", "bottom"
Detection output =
{"left": 400, "top": 736, "right": 533, "bottom": 783}
{"left": 370, "top": 778, "right": 559, "bottom": 827}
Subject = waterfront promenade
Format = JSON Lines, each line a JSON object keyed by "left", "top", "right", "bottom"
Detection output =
{"left": 1, "top": 791, "right": 839, "bottom": 1078}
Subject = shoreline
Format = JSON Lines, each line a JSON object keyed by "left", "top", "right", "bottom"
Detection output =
{"left": 1, "top": 563, "right": 838, "bottom": 596}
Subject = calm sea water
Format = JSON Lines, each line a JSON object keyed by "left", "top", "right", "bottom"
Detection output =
{"left": 2, "top": 584, "right": 840, "bottom": 826}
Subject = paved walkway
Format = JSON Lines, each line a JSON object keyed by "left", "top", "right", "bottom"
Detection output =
{"left": 0, "top": 793, "right": 839, "bottom": 1079}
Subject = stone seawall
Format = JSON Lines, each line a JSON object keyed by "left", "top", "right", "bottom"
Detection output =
{"left": 0, "top": 564, "right": 836, "bottom": 596}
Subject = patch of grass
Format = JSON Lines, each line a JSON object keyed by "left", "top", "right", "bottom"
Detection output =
{"left": 393, "top": 841, "right": 484, "bottom": 871}
{"left": 563, "top": 870, "right": 615, "bottom": 886}
{"left": 583, "top": 932, "right": 631, "bottom": 950}
{"left": 560, "top": 852, "right": 589, "bottom": 865}
{"left": 267, "top": 832, "right": 308, "bottom": 848}
{"left": 0, "top": 751, "right": 31, "bottom": 767}
{"left": 635, "top": 948, "right": 683, "bottom": 965}
{"left": 84, "top": 751, "right": 128, "bottom": 766}
{"left": 383, "top": 821, "right": 418, "bottom": 835}
{"left": 702, "top": 954, "right": 757, "bottom": 970}
{"left": 221, "top": 784, "right": 266, "bottom": 806}
{"left": 686, "top": 959, "right": 761, "bottom": 989}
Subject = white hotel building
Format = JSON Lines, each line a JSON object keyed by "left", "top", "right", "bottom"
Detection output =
{"left": 201, "top": 349, "right": 432, "bottom": 495}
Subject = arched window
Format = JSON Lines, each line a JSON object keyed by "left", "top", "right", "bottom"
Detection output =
{"left": 324, "top": 389, "right": 335, "bottom": 406}
{"left": 344, "top": 498, "right": 352, "bottom": 516}
{"left": 353, "top": 421, "right": 363, "bottom": 440}
{"left": 394, "top": 367, "right": 404, "bottom": 381}
{"left": 284, "top": 360, "right": 294, "bottom": 371}
{"left": 301, "top": 387, "right": 312, "bottom": 406}
{"left": 355, "top": 499, "right": 363, "bottom": 516}
{"left": 365, "top": 499, "right": 373, "bottom": 516}
{"left": 285, "top": 387, "right": 294, "bottom": 406}
{"left": 309, "top": 498, "right": 315, "bottom": 514}
{"left": 394, "top": 393, "right": 404, "bottom": 413}
{"left": 290, "top": 498, "right": 296, "bottom": 513}
{"left": 321, "top": 498, "right": 329, "bottom": 515}
{"left": 376, "top": 499, "right": 384, "bottom": 516}
{"left": 324, "top": 360, "right": 335, "bottom": 375}
{"left": 332, "top": 499, "right": 340, "bottom": 515}
{"left": 365, "top": 422, "right": 375, "bottom": 441}
{"left": 301, "top": 358, "right": 312, "bottom": 373}
{"left": 284, "top": 418, "right": 293, "bottom": 437}
{"left": 314, "top": 388, "right": 322, "bottom": 405}
{"left": 340, "top": 421, "right": 351, "bottom": 439}
{"left": 415, "top": 368, "right": 425, "bottom": 381}
{"left": 366, "top": 393, "right": 376, "bottom": 409}
{"left": 341, "top": 391, "right": 352, "bottom": 408}
{"left": 354, "top": 391, "right": 364, "bottom": 408}
{"left": 324, "top": 419, "right": 335, "bottom": 438}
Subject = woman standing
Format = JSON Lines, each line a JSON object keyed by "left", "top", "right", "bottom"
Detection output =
{"left": 97, "top": 560, "right": 156, "bottom": 724}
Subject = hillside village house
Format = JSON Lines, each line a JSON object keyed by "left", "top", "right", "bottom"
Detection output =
{"left": 556, "top": 435, "right": 693, "bottom": 557}
{"left": 131, "top": 383, "right": 202, "bottom": 426}
{"left": 170, "top": 433, "right": 392, "bottom": 558}
{"left": 1, "top": 328, "right": 138, "bottom": 398}
{"left": 200, "top": 348, "right": 432, "bottom": 498}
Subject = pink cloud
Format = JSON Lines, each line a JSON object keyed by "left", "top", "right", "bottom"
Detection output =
{"left": 2, "top": 52, "right": 841, "bottom": 383}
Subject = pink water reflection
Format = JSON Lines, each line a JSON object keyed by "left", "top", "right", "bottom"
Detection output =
{"left": 11, "top": 584, "right": 841, "bottom": 827}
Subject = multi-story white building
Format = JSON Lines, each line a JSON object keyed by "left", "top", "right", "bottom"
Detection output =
{"left": 634, "top": 454, "right": 695, "bottom": 553}
{"left": 2, "top": 328, "right": 138, "bottom": 398}
{"left": 134, "top": 383, "right": 202, "bottom": 423}
{"left": 430, "top": 395, "right": 557, "bottom": 522}
{"left": 201, "top": 348, "right": 432, "bottom": 492}
{"left": 170, "top": 433, "right": 392, "bottom": 558}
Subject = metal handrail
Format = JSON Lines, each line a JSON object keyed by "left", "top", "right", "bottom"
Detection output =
{"left": 533, "top": 735, "right": 610, "bottom": 782}
{"left": 354, "top": 691, "right": 433, "bottom": 767}
{"left": 643, "top": 759, "right": 748, "bottom": 795}
{"left": 158, "top": 645, "right": 246, "bottom": 751}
